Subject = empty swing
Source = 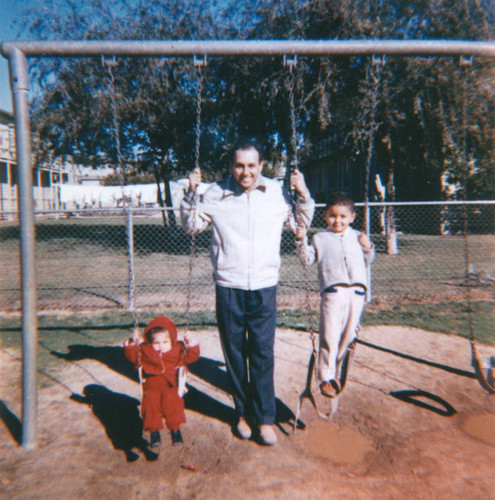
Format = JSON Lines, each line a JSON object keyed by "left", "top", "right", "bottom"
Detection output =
{"left": 459, "top": 56, "right": 495, "bottom": 394}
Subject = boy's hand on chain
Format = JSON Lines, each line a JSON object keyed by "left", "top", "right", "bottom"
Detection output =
{"left": 295, "top": 225, "right": 307, "bottom": 241}
{"left": 358, "top": 232, "right": 373, "bottom": 250}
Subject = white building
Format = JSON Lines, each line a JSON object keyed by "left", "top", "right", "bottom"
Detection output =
{"left": 0, "top": 109, "right": 202, "bottom": 214}
{"left": 0, "top": 109, "right": 17, "bottom": 213}
{"left": 0, "top": 109, "right": 78, "bottom": 213}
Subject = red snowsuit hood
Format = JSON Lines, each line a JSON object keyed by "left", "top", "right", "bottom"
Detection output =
{"left": 144, "top": 316, "right": 178, "bottom": 343}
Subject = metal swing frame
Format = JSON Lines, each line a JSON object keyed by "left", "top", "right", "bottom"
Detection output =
{"left": 2, "top": 38, "right": 494, "bottom": 449}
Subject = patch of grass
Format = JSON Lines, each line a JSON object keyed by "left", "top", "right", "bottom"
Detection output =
{"left": 277, "top": 301, "right": 494, "bottom": 346}
{"left": 1, "top": 301, "right": 493, "bottom": 365}
{"left": 0, "top": 309, "right": 218, "bottom": 351}
{"left": 363, "top": 301, "right": 494, "bottom": 345}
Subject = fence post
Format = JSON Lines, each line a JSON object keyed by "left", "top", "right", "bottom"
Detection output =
{"left": 127, "top": 208, "right": 135, "bottom": 312}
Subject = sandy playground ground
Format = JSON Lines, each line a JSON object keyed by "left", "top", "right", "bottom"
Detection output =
{"left": 0, "top": 324, "right": 494, "bottom": 499}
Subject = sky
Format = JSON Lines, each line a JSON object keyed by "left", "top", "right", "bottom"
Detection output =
{"left": 0, "top": 0, "right": 30, "bottom": 112}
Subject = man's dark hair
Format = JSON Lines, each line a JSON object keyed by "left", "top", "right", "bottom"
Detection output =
{"left": 325, "top": 192, "right": 355, "bottom": 212}
{"left": 231, "top": 137, "right": 265, "bottom": 163}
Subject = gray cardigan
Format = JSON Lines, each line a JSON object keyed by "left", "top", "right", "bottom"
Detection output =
{"left": 297, "top": 227, "right": 374, "bottom": 292}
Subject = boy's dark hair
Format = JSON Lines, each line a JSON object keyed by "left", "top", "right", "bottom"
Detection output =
{"left": 325, "top": 192, "right": 355, "bottom": 212}
{"left": 145, "top": 326, "right": 171, "bottom": 344}
{"left": 231, "top": 137, "right": 265, "bottom": 163}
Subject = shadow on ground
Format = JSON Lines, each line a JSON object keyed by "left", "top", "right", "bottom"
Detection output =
{"left": 71, "top": 384, "right": 158, "bottom": 462}
{"left": 0, "top": 400, "right": 21, "bottom": 445}
{"left": 52, "top": 344, "right": 298, "bottom": 435}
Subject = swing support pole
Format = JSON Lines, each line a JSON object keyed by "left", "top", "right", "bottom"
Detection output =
{"left": 8, "top": 48, "right": 37, "bottom": 450}
{"left": 2, "top": 38, "right": 495, "bottom": 450}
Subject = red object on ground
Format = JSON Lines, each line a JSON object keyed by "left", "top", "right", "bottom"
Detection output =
{"left": 180, "top": 464, "right": 199, "bottom": 472}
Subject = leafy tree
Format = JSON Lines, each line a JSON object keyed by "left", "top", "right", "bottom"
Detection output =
{"left": 19, "top": 0, "right": 495, "bottom": 231}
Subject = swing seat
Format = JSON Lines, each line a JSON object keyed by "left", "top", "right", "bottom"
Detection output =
{"left": 471, "top": 348, "right": 495, "bottom": 394}
{"left": 294, "top": 350, "right": 331, "bottom": 431}
{"left": 294, "top": 339, "right": 359, "bottom": 431}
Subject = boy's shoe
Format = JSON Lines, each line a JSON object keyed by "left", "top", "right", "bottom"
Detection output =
{"left": 171, "top": 429, "right": 183, "bottom": 446}
{"left": 320, "top": 380, "right": 340, "bottom": 398}
{"left": 258, "top": 425, "right": 277, "bottom": 446}
{"left": 236, "top": 417, "right": 252, "bottom": 440}
{"left": 150, "top": 430, "right": 161, "bottom": 448}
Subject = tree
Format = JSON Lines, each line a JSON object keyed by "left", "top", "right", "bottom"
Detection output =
{"left": 20, "top": 0, "right": 495, "bottom": 229}
{"left": 24, "top": 0, "right": 226, "bottom": 225}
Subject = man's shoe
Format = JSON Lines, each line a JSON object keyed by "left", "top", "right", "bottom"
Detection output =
{"left": 171, "top": 429, "right": 183, "bottom": 446}
{"left": 150, "top": 430, "right": 161, "bottom": 448}
{"left": 258, "top": 425, "right": 277, "bottom": 446}
{"left": 236, "top": 417, "right": 252, "bottom": 440}
{"left": 320, "top": 380, "right": 340, "bottom": 398}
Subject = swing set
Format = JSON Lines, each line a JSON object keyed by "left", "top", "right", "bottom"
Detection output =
{"left": 2, "top": 39, "right": 494, "bottom": 449}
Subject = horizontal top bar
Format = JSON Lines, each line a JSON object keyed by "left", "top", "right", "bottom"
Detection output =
{"left": 2, "top": 39, "right": 495, "bottom": 58}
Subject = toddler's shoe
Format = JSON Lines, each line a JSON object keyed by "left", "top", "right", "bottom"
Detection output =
{"left": 236, "top": 417, "right": 252, "bottom": 440}
{"left": 171, "top": 429, "right": 183, "bottom": 446}
{"left": 320, "top": 380, "right": 340, "bottom": 398}
{"left": 150, "top": 430, "right": 161, "bottom": 448}
{"left": 258, "top": 425, "right": 277, "bottom": 446}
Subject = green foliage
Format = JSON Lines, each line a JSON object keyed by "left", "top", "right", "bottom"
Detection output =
{"left": 20, "top": 0, "right": 495, "bottom": 201}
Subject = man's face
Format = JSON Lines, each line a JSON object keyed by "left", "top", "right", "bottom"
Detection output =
{"left": 232, "top": 147, "right": 263, "bottom": 192}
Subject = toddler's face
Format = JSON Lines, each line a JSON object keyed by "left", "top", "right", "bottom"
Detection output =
{"left": 324, "top": 204, "right": 355, "bottom": 234}
{"left": 151, "top": 331, "right": 173, "bottom": 353}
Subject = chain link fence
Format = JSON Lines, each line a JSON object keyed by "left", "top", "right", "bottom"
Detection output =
{"left": 1, "top": 202, "right": 494, "bottom": 322}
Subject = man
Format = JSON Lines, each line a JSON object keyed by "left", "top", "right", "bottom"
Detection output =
{"left": 180, "top": 138, "right": 314, "bottom": 445}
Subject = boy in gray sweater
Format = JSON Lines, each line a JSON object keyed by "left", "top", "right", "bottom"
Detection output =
{"left": 296, "top": 192, "right": 374, "bottom": 397}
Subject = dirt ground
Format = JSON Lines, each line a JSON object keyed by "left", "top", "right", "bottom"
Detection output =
{"left": 0, "top": 324, "right": 494, "bottom": 499}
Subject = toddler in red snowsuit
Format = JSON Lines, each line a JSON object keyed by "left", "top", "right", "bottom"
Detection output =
{"left": 123, "top": 315, "right": 200, "bottom": 448}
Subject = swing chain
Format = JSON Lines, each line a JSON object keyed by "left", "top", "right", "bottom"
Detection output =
{"left": 102, "top": 56, "right": 140, "bottom": 334}
{"left": 363, "top": 57, "right": 383, "bottom": 234}
{"left": 194, "top": 64, "right": 203, "bottom": 172}
{"left": 185, "top": 236, "right": 196, "bottom": 337}
{"left": 284, "top": 56, "right": 317, "bottom": 349}
{"left": 185, "top": 59, "right": 205, "bottom": 336}
{"left": 303, "top": 266, "right": 318, "bottom": 351}
{"left": 285, "top": 55, "right": 299, "bottom": 176}
{"left": 460, "top": 57, "right": 475, "bottom": 345}
{"left": 102, "top": 56, "right": 125, "bottom": 185}
{"left": 127, "top": 212, "right": 139, "bottom": 333}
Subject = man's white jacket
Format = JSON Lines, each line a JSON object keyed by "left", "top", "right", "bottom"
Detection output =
{"left": 180, "top": 175, "right": 315, "bottom": 291}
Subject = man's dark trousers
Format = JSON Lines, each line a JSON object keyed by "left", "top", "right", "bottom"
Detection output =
{"left": 215, "top": 284, "right": 277, "bottom": 425}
